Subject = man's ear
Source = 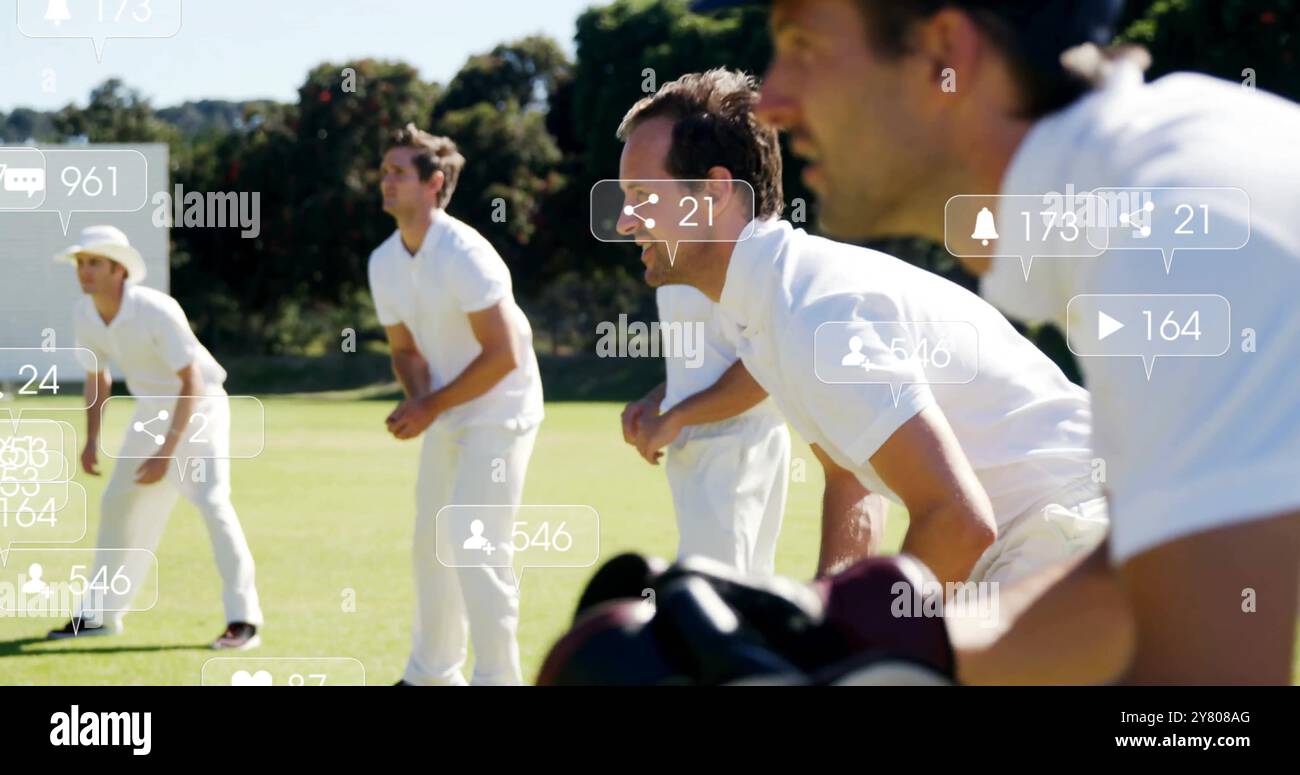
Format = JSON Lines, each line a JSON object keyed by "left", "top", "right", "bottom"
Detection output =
{"left": 703, "top": 165, "right": 740, "bottom": 214}
{"left": 426, "top": 170, "right": 446, "bottom": 199}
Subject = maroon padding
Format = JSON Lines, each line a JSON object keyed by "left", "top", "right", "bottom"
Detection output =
{"left": 819, "top": 555, "right": 956, "bottom": 676}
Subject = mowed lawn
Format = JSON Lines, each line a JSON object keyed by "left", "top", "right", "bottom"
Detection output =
{"left": 1, "top": 397, "right": 907, "bottom": 685}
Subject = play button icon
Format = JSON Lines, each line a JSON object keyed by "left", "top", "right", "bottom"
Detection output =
{"left": 1097, "top": 310, "right": 1125, "bottom": 341}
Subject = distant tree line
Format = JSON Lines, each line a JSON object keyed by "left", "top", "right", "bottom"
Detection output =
{"left": 2, "top": 0, "right": 1293, "bottom": 378}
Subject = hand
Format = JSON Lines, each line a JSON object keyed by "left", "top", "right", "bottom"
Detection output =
{"left": 81, "top": 442, "right": 101, "bottom": 477}
{"left": 620, "top": 397, "right": 654, "bottom": 446}
{"left": 134, "top": 454, "right": 170, "bottom": 485}
{"left": 634, "top": 410, "right": 683, "bottom": 465}
{"left": 387, "top": 394, "right": 439, "bottom": 440}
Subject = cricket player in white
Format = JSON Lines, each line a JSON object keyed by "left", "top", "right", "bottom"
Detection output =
{"left": 622, "top": 284, "right": 790, "bottom": 575}
{"left": 741, "top": 0, "right": 1300, "bottom": 682}
{"left": 49, "top": 225, "right": 263, "bottom": 649}
{"left": 616, "top": 71, "right": 1106, "bottom": 585}
{"left": 371, "top": 125, "right": 544, "bottom": 686}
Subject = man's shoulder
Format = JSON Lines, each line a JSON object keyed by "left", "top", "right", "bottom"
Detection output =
{"left": 438, "top": 212, "right": 501, "bottom": 262}
{"left": 367, "top": 230, "right": 403, "bottom": 270}
{"left": 128, "top": 285, "right": 189, "bottom": 323}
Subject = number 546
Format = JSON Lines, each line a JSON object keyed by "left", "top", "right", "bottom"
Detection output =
{"left": 511, "top": 521, "right": 572, "bottom": 552}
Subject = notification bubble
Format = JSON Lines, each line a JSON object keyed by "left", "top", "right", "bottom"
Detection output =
{"left": 0, "top": 481, "right": 88, "bottom": 555}
{"left": 590, "top": 178, "right": 756, "bottom": 265}
{"left": 0, "top": 349, "right": 98, "bottom": 421}
{"left": 16, "top": 0, "right": 184, "bottom": 62}
{"left": 1066, "top": 294, "right": 1232, "bottom": 379}
{"left": 0, "top": 148, "right": 48, "bottom": 209}
{"left": 0, "top": 548, "right": 158, "bottom": 617}
{"left": 945, "top": 192, "right": 1108, "bottom": 279}
{"left": 813, "top": 320, "right": 980, "bottom": 406}
{"left": 40, "top": 149, "right": 150, "bottom": 234}
{"left": 0, "top": 419, "right": 73, "bottom": 484}
{"left": 200, "top": 657, "right": 367, "bottom": 686}
{"left": 436, "top": 504, "right": 600, "bottom": 590}
{"left": 100, "top": 395, "right": 265, "bottom": 474}
{"left": 1086, "top": 187, "right": 1251, "bottom": 273}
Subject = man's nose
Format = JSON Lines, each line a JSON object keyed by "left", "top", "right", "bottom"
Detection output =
{"left": 755, "top": 66, "right": 798, "bottom": 130}
{"left": 616, "top": 197, "right": 642, "bottom": 237}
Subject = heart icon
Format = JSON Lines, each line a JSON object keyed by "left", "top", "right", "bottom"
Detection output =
{"left": 231, "top": 669, "right": 273, "bottom": 686}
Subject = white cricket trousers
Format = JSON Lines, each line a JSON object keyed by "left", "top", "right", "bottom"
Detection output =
{"left": 404, "top": 421, "right": 539, "bottom": 686}
{"left": 665, "top": 413, "right": 790, "bottom": 576}
{"left": 968, "top": 480, "right": 1110, "bottom": 585}
{"left": 81, "top": 393, "right": 262, "bottom": 628}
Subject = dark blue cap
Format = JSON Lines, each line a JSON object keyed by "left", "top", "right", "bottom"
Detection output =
{"left": 690, "top": 0, "right": 1126, "bottom": 71}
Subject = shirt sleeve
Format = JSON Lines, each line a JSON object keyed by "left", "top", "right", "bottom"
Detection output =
{"left": 367, "top": 257, "right": 401, "bottom": 327}
{"left": 449, "top": 238, "right": 511, "bottom": 313}
{"left": 150, "top": 297, "right": 200, "bottom": 374}
{"left": 72, "top": 308, "right": 107, "bottom": 374}
{"left": 788, "top": 300, "right": 937, "bottom": 466}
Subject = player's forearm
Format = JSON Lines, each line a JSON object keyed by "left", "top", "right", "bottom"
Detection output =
{"left": 900, "top": 501, "right": 996, "bottom": 585}
{"left": 816, "top": 475, "right": 887, "bottom": 578}
{"left": 85, "top": 372, "right": 111, "bottom": 443}
{"left": 952, "top": 542, "right": 1135, "bottom": 685}
{"left": 390, "top": 349, "right": 431, "bottom": 399}
{"left": 643, "top": 381, "right": 667, "bottom": 408}
{"left": 664, "top": 361, "right": 766, "bottom": 428}
{"left": 426, "top": 344, "right": 518, "bottom": 416}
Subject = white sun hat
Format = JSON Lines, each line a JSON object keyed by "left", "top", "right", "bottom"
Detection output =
{"left": 53, "top": 225, "right": 148, "bottom": 284}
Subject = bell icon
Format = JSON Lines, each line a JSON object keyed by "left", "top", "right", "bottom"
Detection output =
{"left": 44, "top": 0, "right": 72, "bottom": 26}
{"left": 971, "top": 206, "right": 999, "bottom": 246}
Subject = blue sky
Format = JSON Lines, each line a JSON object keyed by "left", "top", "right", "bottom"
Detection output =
{"left": 1, "top": 0, "right": 601, "bottom": 111}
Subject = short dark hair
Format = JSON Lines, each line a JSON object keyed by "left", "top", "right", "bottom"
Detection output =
{"left": 853, "top": 0, "right": 1129, "bottom": 118}
{"left": 617, "top": 68, "right": 784, "bottom": 219}
{"left": 386, "top": 123, "right": 465, "bottom": 209}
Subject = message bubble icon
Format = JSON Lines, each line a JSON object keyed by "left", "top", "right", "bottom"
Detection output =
{"left": 0, "top": 148, "right": 48, "bottom": 210}
{"left": 945, "top": 192, "right": 1108, "bottom": 280}
{"left": 1086, "top": 187, "right": 1251, "bottom": 273}
{"left": 590, "top": 178, "right": 756, "bottom": 265}
{"left": 0, "top": 419, "right": 73, "bottom": 484}
{"left": 1066, "top": 294, "right": 1232, "bottom": 379}
{"left": 40, "top": 149, "right": 150, "bottom": 234}
{"left": 201, "top": 657, "right": 367, "bottom": 686}
{"left": 0, "top": 548, "right": 159, "bottom": 620}
{"left": 0, "top": 481, "right": 88, "bottom": 557}
{"left": 3, "top": 167, "right": 45, "bottom": 198}
{"left": 436, "top": 505, "right": 600, "bottom": 590}
{"left": 814, "top": 320, "right": 980, "bottom": 406}
{"left": 17, "top": 0, "right": 184, "bottom": 62}
{"left": 100, "top": 396, "right": 266, "bottom": 476}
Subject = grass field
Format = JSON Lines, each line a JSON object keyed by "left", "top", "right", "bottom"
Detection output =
{"left": 1, "top": 396, "right": 907, "bottom": 685}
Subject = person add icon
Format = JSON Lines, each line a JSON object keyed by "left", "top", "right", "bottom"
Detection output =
{"left": 841, "top": 335, "right": 870, "bottom": 370}
{"left": 463, "top": 519, "right": 489, "bottom": 551}
{"left": 21, "top": 563, "right": 49, "bottom": 595}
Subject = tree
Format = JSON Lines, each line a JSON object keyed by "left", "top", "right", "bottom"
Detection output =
{"left": 434, "top": 36, "right": 571, "bottom": 117}
{"left": 51, "top": 79, "right": 177, "bottom": 144}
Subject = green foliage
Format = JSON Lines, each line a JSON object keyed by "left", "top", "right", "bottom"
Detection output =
{"left": 21, "top": 0, "right": 1296, "bottom": 370}
{"left": 1119, "top": 0, "right": 1299, "bottom": 99}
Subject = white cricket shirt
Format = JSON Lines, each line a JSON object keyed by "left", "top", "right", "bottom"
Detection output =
{"left": 655, "top": 284, "right": 781, "bottom": 422}
{"left": 368, "top": 211, "right": 544, "bottom": 432}
{"left": 718, "top": 219, "right": 1098, "bottom": 528}
{"left": 74, "top": 284, "right": 227, "bottom": 396}
{"left": 982, "top": 65, "right": 1300, "bottom": 563}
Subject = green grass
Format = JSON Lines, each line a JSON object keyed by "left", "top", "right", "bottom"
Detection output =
{"left": 0, "top": 397, "right": 906, "bottom": 685}
{"left": 6, "top": 396, "right": 1296, "bottom": 684}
